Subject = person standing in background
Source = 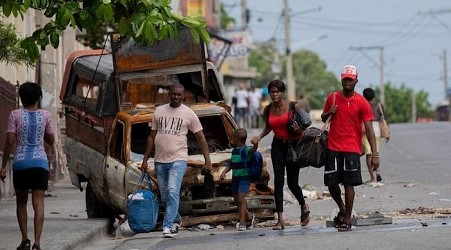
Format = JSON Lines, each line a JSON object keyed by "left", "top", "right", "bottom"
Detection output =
{"left": 235, "top": 83, "right": 249, "bottom": 128}
{"left": 1, "top": 82, "right": 55, "bottom": 250}
{"left": 248, "top": 85, "right": 262, "bottom": 128}
{"left": 298, "top": 94, "right": 311, "bottom": 113}
{"left": 362, "top": 87, "right": 389, "bottom": 185}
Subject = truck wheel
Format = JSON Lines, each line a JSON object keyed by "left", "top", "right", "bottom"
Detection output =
{"left": 85, "top": 183, "right": 113, "bottom": 218}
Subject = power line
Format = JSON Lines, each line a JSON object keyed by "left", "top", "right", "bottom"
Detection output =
{"left": 349, "top": 46, "right": 385, "bottom": 105}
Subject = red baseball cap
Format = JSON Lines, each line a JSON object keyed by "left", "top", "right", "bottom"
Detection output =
{"left": 341, "top": 65, "right": 358, "bottom": 80}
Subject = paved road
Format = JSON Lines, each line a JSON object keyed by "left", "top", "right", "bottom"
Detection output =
{"left": 1, "top": 122, "right": 451, "bottom": 249}
{"left": 85, "top": 122, "right": 451, "bottom": 249}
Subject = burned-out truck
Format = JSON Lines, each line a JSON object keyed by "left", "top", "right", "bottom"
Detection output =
{"left": 60, "top": 30, "right": 275, "bottom": 226}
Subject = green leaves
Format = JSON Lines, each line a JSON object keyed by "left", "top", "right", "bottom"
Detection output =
{"left": 179, "top": 14, "right": 210, "bottom": 43}
{"left": 118, "top": 17, "right": 129, "bottom": 34}
{"left": 0, "top": 0, "right": 211, "bottom": 64}
{"left": 2, "top": 3, "right": 11, "bottom": 16}
{"left": 19, "top": 37, "right": 39, "bottom": 65}
{"left": 198, "top": 27, "right": 210, "bottom": 44}
{"left": 95, "top": 3, "right": 114, "bottom": 22}
{"left": 188, "top": 27, "right": 200, "bottom": 44}
{"left": 23, "top": 0, "right": 32, "bottom": 9}
{"left": 0, "top": 21, "right": 34, "bottom": 67}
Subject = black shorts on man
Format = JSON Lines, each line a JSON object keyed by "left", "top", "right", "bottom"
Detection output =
{"left": 324, "top": 151, "right": 363, "bottom": 186}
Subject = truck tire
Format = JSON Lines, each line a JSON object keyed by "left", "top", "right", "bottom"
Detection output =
{"left": 85, "top": 183, "right": 113, "bottom": 218}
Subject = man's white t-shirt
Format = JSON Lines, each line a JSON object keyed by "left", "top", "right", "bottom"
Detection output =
{"left": 152, "top": 104, "right": 203, "bottom": 163}
{"left": 235, "top": 89, "right": 249, "bottom": 108}
{"left": 248, "top": 89, "right": 262, "bottom": 108}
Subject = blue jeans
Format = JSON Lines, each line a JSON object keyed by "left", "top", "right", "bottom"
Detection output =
{"left": 154, "top": 160, "right": 187, "bottom": 229}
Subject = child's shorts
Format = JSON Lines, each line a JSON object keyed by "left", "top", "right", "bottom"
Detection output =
{"left": 231, "top": 176, "right": 251, "bottom": 195}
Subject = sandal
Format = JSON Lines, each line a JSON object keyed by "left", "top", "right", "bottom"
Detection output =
{"left": 337, "top": 223, "right": 352, "bottom": 232}
{"left": 333, "top": 211, "right": 345, "bottom": 228}
{"left": 300, "top": 203, "right": 310, "bottom": 227}
{"left": 32, "top": 244, "right": 41, "bottom": 250}
{"left": 377, "top": 174, "right": 382, "bottom": 182}
{"left": 247, "top": 213, "right": 255, "bottom": 229}
{"left": 272, "top": 222, "right": 285, "bottom": 230}
{"left": 17, "top": 239, "right": 31, "bottom": 250}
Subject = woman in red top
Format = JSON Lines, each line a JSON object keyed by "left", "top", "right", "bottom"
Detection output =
{"left": 251, "top": 79, "right": 310, "bottom": 230}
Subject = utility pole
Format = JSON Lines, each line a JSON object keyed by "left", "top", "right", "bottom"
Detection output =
{"left": 349, "top": 46, "right": 385, "bottom": 106}
{"left": 241, "top": 0, "right": 247, "bottom": 29}
{"left": 444, "top": 49, "right": 448, "bottom": 97}
{"left": 444, "top": 49, "right": 451, "bottom": 121}
{"left": 380, "top": 46, "right": 385, "bottom": 106}
{"left": 284, "top": 0, "right": 295, "bottom": 101}
{"left": 271, "top": 39, "right": 281, "bottom": 79}
{"left": 411, "top": 90, "right": 417, "bottom": 123}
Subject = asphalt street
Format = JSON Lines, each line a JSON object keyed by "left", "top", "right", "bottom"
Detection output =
{"left": 1, "top": 122, "right": 451, "bottom": 249}
{"left": 85, "top": 122, "right": 451, "bottom": 250}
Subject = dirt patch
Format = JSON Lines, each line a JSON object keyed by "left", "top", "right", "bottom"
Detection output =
{"left": 375, "top": 207, "right": 451, "bottom": 219}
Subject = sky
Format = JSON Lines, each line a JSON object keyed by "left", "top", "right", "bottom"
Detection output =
{"left": 221, "top": 0, "right": 451, "bottom": 107}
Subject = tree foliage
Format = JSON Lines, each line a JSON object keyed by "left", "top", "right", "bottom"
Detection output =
{"left": 220, "top": 4, "right": 234, "bottom": 29}
{"left": 376, "top": 83, "right": 433, "bottom": 123}
{"left": 289, "top": 50, "right": 341, "bottom": 109}
{"left": 249, "top": 44, "right": 435, "bottom": 119}
{"left": 0, "top": 20, "right": 34, "bottom": 66}
{"left": 249, "top": 44, "right": 340, "bottom": 109}
{"left": 0, "top": 0, "right": 210, "bottom": 62}
{"left": 248, "top": 42, "right": 276, "bottom": 87}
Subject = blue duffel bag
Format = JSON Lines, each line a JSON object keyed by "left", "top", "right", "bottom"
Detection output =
{"left": 127, "top": 173, "right": 159, "bottom": 233}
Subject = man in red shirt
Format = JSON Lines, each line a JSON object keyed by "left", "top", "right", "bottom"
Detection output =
{"left": 321, "top": 65, "right": 380, "bottom": 231}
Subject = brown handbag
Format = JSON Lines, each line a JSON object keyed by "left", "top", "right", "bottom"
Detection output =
{"left": 378, "top": 103, "right": 390, "bottom": 138}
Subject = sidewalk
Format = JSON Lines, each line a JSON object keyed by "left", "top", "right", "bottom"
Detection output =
{"left": 0, "top": 177, "right": 109, "bottom": 250}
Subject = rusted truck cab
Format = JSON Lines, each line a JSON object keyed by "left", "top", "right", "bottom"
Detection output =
{"left": 61, "top": 30, "right": 275, "bottom": 225}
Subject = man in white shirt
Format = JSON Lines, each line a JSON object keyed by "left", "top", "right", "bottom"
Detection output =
{"left": 141, "top": 83, "right": 212, "bottom": 238}
{"left": 248, "top": 86, "right": 262, "bottom": 128}
{"left": 235, "top": 84, "right": 249, "bottom": 128}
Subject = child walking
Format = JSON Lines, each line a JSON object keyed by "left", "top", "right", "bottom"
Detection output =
{"left": 220, "top": 128, "right": 257, "bottom": 231}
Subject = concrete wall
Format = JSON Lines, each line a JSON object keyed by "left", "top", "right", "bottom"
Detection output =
{"left": 0, "top": 153, "right": 14, "bottom": 199}
{"left": 0, "top": 11, "right": 88, "bottom": 198}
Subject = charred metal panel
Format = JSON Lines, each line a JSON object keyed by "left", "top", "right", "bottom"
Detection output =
{"left": 112, "top": 28, "right": 205, "bottom": 73}
{"left": 73, "top": 54, "right": 113, "bottom": 83}
{"left": 66, "top": 137, "right": 107, "bottom": 197}
{"left": 104, "top": 156, "right": 127, "bottom": 212}
{"left": 65, "top": 115, "right": 108, "bottom": 155}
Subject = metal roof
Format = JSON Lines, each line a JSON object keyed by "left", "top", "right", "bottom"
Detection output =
{"left": 73, "top": 53, "right": 114, "bottom": 84}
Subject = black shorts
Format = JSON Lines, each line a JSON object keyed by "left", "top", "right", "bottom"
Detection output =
{"left": 324, "top": 150, "right": 363, "bottom": 187}
{"left": 13, "top": 168, "right": 49, "bottom": 191}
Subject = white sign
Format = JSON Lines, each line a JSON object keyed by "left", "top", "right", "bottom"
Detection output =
{"left": 209, "top": 30, "right": 253, "bottom": 61}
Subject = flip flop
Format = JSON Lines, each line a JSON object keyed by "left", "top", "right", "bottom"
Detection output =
{"left": 337, "top": 223, "right": 352, "bottom": 232}
{"left": 377, "top": 174, "right": 382, "bottom": 182}
{"left": 272, "top": 222, "right": 285, "bottom": 230}
{"left": 333, "top": 211, "right": 345, "bottom": 228}
{"left": 17, "top": 239, "right": 31, "bottom": 250}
